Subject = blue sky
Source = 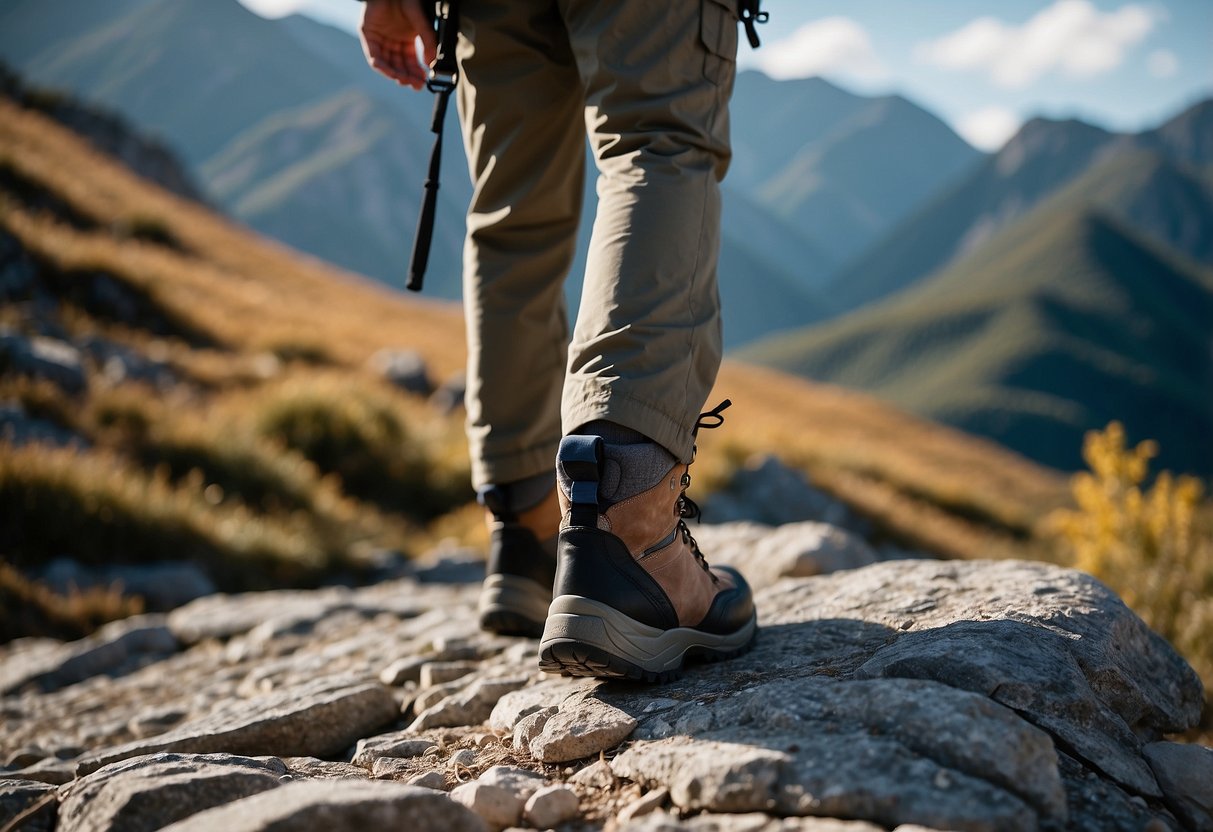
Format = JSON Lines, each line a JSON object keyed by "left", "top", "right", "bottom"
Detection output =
{"left": 239, "top": 0, "right": 1211, "bottom": 150}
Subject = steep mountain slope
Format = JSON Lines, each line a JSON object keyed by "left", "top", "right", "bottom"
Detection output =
{"left": 743, "top": 151, "right": 1213, "bottom": 476}
{"left": 831, "top": 117, "right": 1117, "bottom": 313}
{"left": 831, "top": 99, "right": 1213, "bottom": 316}
{"left": 757, "top": 93, "right": 982, "bottom": 265}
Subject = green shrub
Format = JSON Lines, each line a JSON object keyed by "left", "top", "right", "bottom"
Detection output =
{"left": 251, "top": 376, "right": 472, "bottom": 521}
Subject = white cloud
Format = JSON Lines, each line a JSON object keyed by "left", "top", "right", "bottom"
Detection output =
{"left": 1147, "top": 48, "right": 1179, "bottom": 78}
{"left": 754, "top": 17, "right": 890, "bottom": 84}
{"left": 956, "top": 107, "right": 1022, "bottom": 151}
{"left": 915, "top": 0, "right": 1156, "bottom": 89}
{"left": 239, "top": 0, "right": 305, "bottom": 17}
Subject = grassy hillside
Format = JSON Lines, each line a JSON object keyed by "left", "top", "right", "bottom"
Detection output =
{"left": 1, "top": 94, "right": 1082, "bottom": 626}
{"left": 744, "top": 149, "right": 1213, "bottom": 477}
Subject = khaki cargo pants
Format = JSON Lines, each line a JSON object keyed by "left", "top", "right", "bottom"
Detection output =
{"left": 456, "top": 0, "right": 738, "bottom": 489}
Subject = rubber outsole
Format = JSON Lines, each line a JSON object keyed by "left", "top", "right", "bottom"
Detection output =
{"left": 478, "top": 574, "right": 552, "bottom": 639}
{"left": 537, "top": 595, "right": 757, "bottom": 682}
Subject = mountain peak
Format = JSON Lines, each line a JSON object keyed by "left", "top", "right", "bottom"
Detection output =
{"left": 995, "top": 117, "right": 1113, "bottom": 178}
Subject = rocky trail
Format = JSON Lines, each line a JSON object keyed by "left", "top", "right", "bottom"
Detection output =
{"left": 1, "top": 521, "right": 1210, "bottom": 832}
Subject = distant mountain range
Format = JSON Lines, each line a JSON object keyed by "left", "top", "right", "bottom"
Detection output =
{"left": 0, "top": 0, "right": 978, "bottom": 346}
{"left": 744, "top": 132, "right": 1213, "bottom": 475}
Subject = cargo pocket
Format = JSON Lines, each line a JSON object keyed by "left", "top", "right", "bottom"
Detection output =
{"left": 700, "top": 0, "right": 738, "bottom": 86}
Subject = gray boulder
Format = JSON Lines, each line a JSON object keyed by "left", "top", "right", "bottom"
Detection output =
{"left": 77, "top": 680, "right": 398, "bottom": 775}
{"left": 369, "top": 349, "right": 432, "bottom": 396}
{"left": 702, "top": 455, "right": 866, "bottom": 533}
{"left": 697, "top": 521, "right": 878, "bottom": 588}
{"left": 57, "top": 753, "right": 285, "bottom": 832}
{"left": 158, "top": 780, "right": 486, "bottom": 831}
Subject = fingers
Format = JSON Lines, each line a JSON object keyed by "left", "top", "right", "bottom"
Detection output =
{"left": 362, "top": 31, "right": 427, "bottom": 89}
{"left": 402, "top": 0, "right": 439, "bottom": 66}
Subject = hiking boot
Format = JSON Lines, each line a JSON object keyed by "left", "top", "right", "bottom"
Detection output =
{"left": 538, "top": 404, "right": 757, "bottom": 682}
{"left": 478, "top": 485, "right": 560, "bottom": 638}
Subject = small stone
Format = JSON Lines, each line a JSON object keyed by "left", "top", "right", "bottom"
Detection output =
{"left": 478, "top": 765, "right": 547, "bottom": 799}
{"left": 370, "top": 349, "right": 433, "bottom": 396}
{"left": 488, "top": 679, "right": 583, "bottom": 734}
{"left": 410, "top": 677, "right": 530, "bottom": 731}
{"left": 351, "top": 733, "right": 438, "bottom": 768}
{"left": 512, "top": 707, "right": 556, "bottom": 753}
{"left": 472, "top": 733, "right": 497, "bottom": 749}
{"left": 568, "top": 760, "right": 615, "bottom": 791}
{"left": 524, "top": 784, "right": 580, "bottom": 829}
{"left": 372, "top": 758, "right": 415, "bottom": 779}
{"left": 449, "top": 781, "right": 524, "bottom": 831}
{"left": 616, "top": 787, "right": 670, "bottom": 823}
{"left": 380, "top": 657, "right": 427, "bottom": 686}
{"left": 529, "top": 698, "right": 638, "bottom": 763}
{"left": 412, "top": 680, "right": 465, "bottom": 713}
{"left": 420, "top": 661, "right": 479, "bottom": 688}
{"left": 281, "top": 758, "right": 368, "bottom": 781}
{"left": 409, "top": 770, "right": 448, "bottom": 790}
{"left": 450, "top": 749, "right": 477, "bottom": 768}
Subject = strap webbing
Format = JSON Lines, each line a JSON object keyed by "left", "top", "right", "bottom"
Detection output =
{"left": 559, "top": 436, "right": 604, "bottom": 528}
{"left": 407, "top": 1, "right": 460, "bottom": 292}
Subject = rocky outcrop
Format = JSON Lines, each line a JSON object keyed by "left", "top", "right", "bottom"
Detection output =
{"left": 0, "top": 526, "right": 1206, "bottom": 831}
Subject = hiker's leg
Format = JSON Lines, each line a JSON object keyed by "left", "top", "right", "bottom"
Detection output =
{"left": 557, "top": 0, "right": 736, "bottom": 462}
{"left": 456, "top": 0, "right": 586, "bottom": 490}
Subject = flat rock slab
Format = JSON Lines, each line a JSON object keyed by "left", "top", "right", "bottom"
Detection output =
{"left": 580, "top": 560, "right": 1199, "bottom": 831}
{"left": 158, "top": 780, "right": 486, "bottom": 831}
{"left": 58, "top": 753, "right": 286, "bottom": 832}
{"left": 1, "top": 541, "right": 1205, "bottom": 832}
{"left": 77, "top": 681, "right": 398, "bottom": 775}
{"left": 0, "top": 616, "right": 177, "bottom": 695}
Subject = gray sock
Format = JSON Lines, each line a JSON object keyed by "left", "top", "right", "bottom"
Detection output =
{"left": 562, "top": 421, "right": 676, "bottom": 507}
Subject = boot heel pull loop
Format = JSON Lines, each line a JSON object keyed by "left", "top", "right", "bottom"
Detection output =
{"left": 559, "top": 435, "right": 604, "bottom": 527}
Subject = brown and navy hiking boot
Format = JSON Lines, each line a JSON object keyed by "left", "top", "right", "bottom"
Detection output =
{"left": 538, "top": 403, "right": 757, "bottom": 681}
{"left": 478, "top": 485, "right": 559, "bottom": 638}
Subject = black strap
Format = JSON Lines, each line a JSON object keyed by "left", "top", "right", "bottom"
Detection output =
{"left": 738, "top": 0, "right": 769, "bottom": 49}
{"left": 407, "top": 1, "right": 460, "bottom": 293}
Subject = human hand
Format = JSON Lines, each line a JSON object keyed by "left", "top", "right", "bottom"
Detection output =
{"left": 359, "top": 0, "right": 439, "bottom": 90}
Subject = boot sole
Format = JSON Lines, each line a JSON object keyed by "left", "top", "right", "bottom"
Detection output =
{"left": 538, "top": 595, "right": 757, "bottom": 683}
{"left": 478, "top": 574, "right": 552, "bottom": 638}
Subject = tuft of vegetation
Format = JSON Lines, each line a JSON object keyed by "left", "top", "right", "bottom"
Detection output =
{"left": 1047, "top": 422, "right": 1212, "bottom": 736}
{"left": 0, "top": 560, "right": 143, "bottom": 643}
{"left": 249, "top": 374, "right": 472, "bottom": 521}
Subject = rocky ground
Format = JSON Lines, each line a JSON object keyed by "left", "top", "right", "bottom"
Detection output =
{"left": 1, "top": 521, "right": 1210, "bottom": 832}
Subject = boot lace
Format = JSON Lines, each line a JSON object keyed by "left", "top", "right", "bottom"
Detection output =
{"left": 676, "top": 399, "right": 731, "bottom": 580}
